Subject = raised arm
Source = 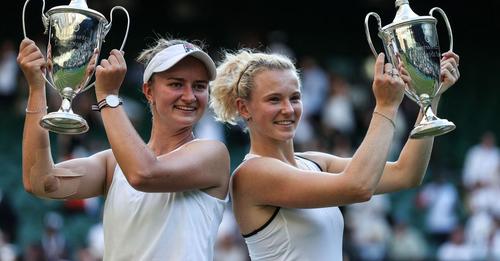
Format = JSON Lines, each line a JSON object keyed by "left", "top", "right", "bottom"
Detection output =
{"left": 233, "top": 53, "right": 405, "bottom": 208}
{"left": 375, "top": 51, "right": 460, "bottom": 193}
{"left": 304, "top": 52, "right": 461, "bottom": 194}
{"left": 94, "top": 50, "right": 230, "bottom": 198}
{"left": 18, "top": 39, "right": 109, "bottom": 199}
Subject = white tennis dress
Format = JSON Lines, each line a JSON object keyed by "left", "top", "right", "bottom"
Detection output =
{"left": 103, "top": 164, "right": 227, "bottom": 261}
{"left": 242, "top": 154, "right": 344, "bottom": 261}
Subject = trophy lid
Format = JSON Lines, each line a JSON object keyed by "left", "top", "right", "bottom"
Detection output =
{"left": 46, "top": 0, "right": 107, "bottom": 22}
{"left": 381, "top": 0, "right": 436, "bottom": 31}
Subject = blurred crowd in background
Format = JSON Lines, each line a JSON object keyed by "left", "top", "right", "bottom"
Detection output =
{"left": 1, "top": 0, "right": 499, "bottom": 260}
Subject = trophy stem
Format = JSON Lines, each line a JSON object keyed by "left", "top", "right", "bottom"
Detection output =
{"left": 60, "top": 97, "right": 73, "bottom": 113}
{"left": 421, "top": 104, "right": 437, "bottom": 123}
{"left": 410, "top": 104, "right": 455, "bottom": 139}
{"left": 40, "top": 96, "right": 89, "bottom": 135}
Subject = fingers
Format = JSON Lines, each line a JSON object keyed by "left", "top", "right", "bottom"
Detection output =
{"left": 441, "top": 51, "right": 460, "bottom": 79}
{"left": 100, "top": 59, "right": 111, "bottom": 68}
{"left": 19, "top": 38, "right": 35, "bottom": 51}
{"left": 441, "top": 59, "right": 460, "bottom": 79}
{"left": 382, "top": 63, "right": 404, "bottom": 85}
{"left": 24, "top": 51, "right": 46, "bottom": 68}
{"left": 398, "top": 66, "right": 411, "bottom": 85}
{"left": 374, "top": 53, "right": 385, "bottom": 77}
{"left": 442, "top": 55, "right": 458, "bottom": 68}
{"left": 17, "top": 40, "right": 46, "bottom": 72}
{"left": 98, "top": 50, "right": 126, "bottom": 70}
{"left": 384, "top": 63, "right": 392, "bottom": 75}
{"left": 442, "top": 51, "right": 460, "bottom": 66}
{"left": 110, "top": 49, "right": 126, "bottom": 66}
{"left": 18, "top": 41, "right": 41, "bottom": 61}
{"left": 95, "top": 64, "right": 104, "bottom": 73}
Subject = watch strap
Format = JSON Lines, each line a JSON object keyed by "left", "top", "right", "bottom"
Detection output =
{"left": 91, "top": 96, "right": 123, "bottom": 112}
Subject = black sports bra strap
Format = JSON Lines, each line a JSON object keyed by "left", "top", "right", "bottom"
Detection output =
{"left": 242, "top": 207, "right": 281, "bottom": 238}
{"left": 295, "top": 154, "right": 323, "bottom": 171}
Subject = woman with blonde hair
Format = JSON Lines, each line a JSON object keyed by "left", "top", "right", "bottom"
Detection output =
{"left": 210, "top": 49, "right": 459, "bottom": 260}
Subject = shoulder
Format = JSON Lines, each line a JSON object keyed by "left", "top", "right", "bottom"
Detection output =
{"left": 182, "top": 139, "right": 229, "bottom": 159}
{"left": 234, "top": 156, "right": 283, "bottom": 175}
{"left": 186, "top": 140, "right": 230, "bottom": 197}
{"left": 231, "top": 156, "right": 289, "bottom": 191}
{"left": 182, "top": 139, "right": 230, "bottom": 178}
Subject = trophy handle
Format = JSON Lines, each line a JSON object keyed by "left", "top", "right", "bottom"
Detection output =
{"left": 22, "top": 0, "right": 57, "bottom": 90}
{"left": 84, "top": 6, "right": 130, "bottom": 91}
{"left": 22, "top": 0, "right": 49, "bottom": 39}
{"left": 364, "top": 12, "right": 383, "bottom": 58}
{"left": 104, "top": 6, "right": 130, "bottom": 52}
{"left": 430, "top": 7, "right": 453, "bottom": 95}
{"left": 429, "top": 7, "right": 453, "bottom": 52}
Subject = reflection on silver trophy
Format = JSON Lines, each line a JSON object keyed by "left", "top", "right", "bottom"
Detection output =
{"left": 22, "top": 0, "right": 130, "bottom": 134}
{"left": 364, "top": 0, "right": 455, "bottom": 139}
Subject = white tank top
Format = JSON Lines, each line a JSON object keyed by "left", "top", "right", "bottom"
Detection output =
{"left": 243, "top": 154, "right": 344, "bottom": 261}
{"left": 103, "top": 164, "right": 227, "bottom": 261}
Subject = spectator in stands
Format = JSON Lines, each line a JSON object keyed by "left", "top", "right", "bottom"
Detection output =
{"left": 0, "top": 230, "right": 17, "bottom": 261}
{"left": 462, "top": 131, "right": 500, "bottom": 191}
{"left": 388, "top": 220, "right": 429, "bottom": 261}
{"left": 17, "top": 36, "right": 230, "bottom": 260}
{"left": 41, "top": 212, "right": 70, "bottom": 261}
{"left": 417, "top": 169, "right": 460, "bottom": 247}
{"left": 436, "top": 225, "right": 474, "bottom": 261}
{"left": 0, "top": 39, "right": 19, "bottom": 109}
{"left": 210, "top": 49, "right": 460, "bottom": 260}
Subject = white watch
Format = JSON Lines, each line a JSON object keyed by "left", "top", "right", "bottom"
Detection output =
{"left": 92, "top": 95, "right": 122, "bottom": 111}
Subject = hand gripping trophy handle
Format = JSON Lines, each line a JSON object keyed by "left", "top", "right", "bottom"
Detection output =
{"left": 22, "top": 0, "right": 57, "bottom": 91}
{"left": 84, "top": 6, "right": 130, "bottom": 91}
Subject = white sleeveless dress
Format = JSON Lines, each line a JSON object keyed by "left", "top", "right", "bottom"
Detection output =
{"left": 242, "top": 154, "right": 344, "bottom": 261}
{"left": 103, "top": 164, "right": 227, "bottom": 261}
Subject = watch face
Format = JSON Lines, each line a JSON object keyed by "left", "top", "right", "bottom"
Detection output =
{"left": 106, "top": 95, "right": 120, "bottom": 107}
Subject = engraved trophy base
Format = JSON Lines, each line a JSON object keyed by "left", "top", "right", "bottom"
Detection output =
{"left": 410, "top": 118, "right": 455, "bottom": 139}
{"left": 40, "top": 111, "right": 89, "bottom": 135}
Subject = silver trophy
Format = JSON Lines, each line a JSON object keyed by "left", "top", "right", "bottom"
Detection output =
{"left": 365, "top": 0, "right": 455, "bottom": 139}
{"left": 22, "top": 0, "right": 129, "bottom": 134}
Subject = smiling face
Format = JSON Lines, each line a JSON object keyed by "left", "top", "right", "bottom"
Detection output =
{"left": 241, "top": 69, "right": 302, "bottom": 142}
{"left": 144, "top": 56, "right": 210, "bottom": 128}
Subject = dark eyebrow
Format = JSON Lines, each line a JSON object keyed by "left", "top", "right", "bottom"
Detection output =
{"left": 166, "top": 77, "right": 184, "bottom": 81}
{"left": 166, "top": 78, "right": 208, "bottom": 84}
{"left": 263, "top": 90, "right": 301, "bottom": 98}
{"left": 263, "top": 92, "right": 281, "bottom": 98}
{"left": 194, "top": 80, "right": 209, "bottom": 84}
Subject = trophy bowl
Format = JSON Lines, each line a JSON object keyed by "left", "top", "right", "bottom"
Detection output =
{"left": 364, "top": 0, "right": 455, "bottom": 139}
{"left": 22, "top": 0, "right": 129, "bottom": 134}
